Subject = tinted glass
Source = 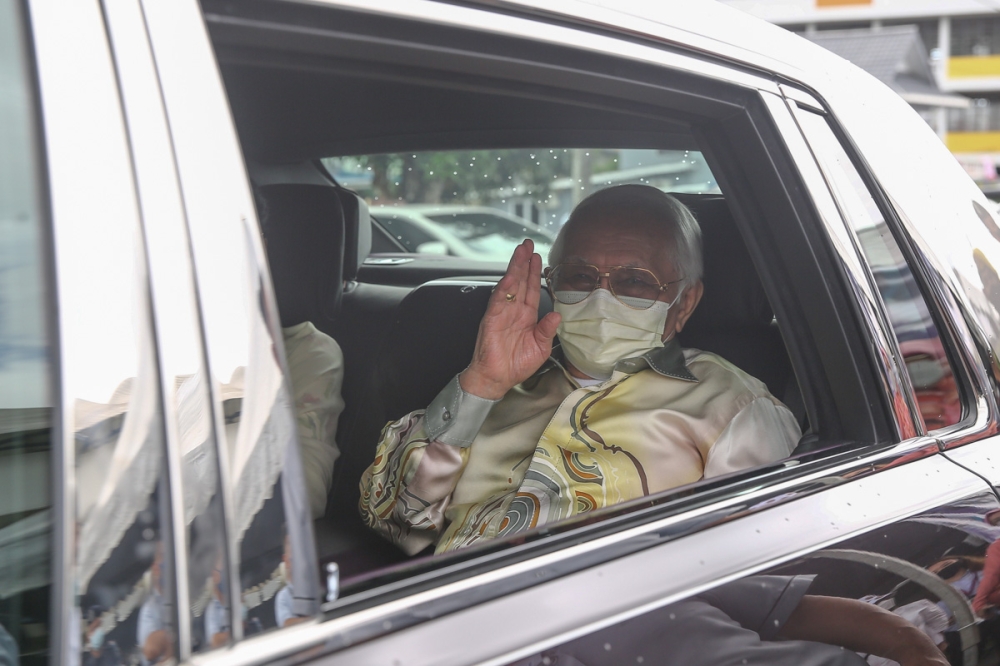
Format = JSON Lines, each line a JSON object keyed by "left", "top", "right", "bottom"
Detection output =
{"left": 324, "top": 148, "right": 719, "bottom": 262}
{"left": 0, "top": 2, "right": 52, "bottom": 664}
{"left": 796, "top": 109, "right": 962, "bottom": 432}
{"left": 511, "top": 490, "right": 1000, "bottom": 666}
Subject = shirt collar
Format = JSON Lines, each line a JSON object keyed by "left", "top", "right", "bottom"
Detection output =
{"left": 549, "top": 337, "right": 699, "bottom": 383}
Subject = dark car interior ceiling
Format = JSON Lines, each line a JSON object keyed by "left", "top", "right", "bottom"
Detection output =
{"left": 218, "top": 60, "right": 700, "bottom": 162}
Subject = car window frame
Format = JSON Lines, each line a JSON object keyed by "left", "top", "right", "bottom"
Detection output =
{"left": 781, "top": 88, "right": 995, "bottom": 451}
{"left": 184, "top": 3, "right": 972, "bottom": 642}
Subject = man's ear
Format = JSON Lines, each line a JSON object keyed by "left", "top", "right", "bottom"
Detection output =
{"left": 672, "top": 280, "right": 704, "bottom": 335}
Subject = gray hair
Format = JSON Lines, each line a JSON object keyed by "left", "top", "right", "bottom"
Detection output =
{"left": 548, "top": 185, "right": 703, "bottom": 287}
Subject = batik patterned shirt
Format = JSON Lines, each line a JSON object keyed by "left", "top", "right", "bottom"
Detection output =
{"left": 360, "top": 340, "right": 800, "bottom": 554}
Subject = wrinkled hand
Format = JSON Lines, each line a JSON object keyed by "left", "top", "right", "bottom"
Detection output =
{"left": 459, "top": 239, "right": 561, "bottom": 400}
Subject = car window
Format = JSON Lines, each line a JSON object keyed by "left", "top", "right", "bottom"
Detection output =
{"left": 0, "top": 2, "right": 52, "bottom": 663}
{"left": 794, "top": 108, "right": 964, "bottom": 432}
{"left": 324, "top": 149, "right": 719, "bottom": 262}
{"left": 205, "top": 0, "right": 892, "bottom": 624}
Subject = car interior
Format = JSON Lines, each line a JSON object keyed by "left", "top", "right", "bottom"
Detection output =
{"left": 202, "top": 0, "right": 900, "bottom": 595}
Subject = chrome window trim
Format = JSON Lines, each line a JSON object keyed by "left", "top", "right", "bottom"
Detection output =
{"left": 190, "top": 448, "right": 979, "bottom": 666}
{"left": 140, "top": 0, "right": 270, "bottom": 643}
{"left": 817, "top": 97, "right": 999, "bottom": 447}
{"left": 822, "top": 111, "right": 1000, "bottom": 448}
{"left": 760, "top": 90, "right": 919, "bottom": 440}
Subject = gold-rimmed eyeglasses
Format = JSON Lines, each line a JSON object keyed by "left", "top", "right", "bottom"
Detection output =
{"left": 545, "top": 264, "right": 684, "bottom": 310}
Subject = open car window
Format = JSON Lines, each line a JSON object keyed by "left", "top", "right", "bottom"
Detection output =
{"left": 204, "top": 0, "right": 904, "bottom": 612}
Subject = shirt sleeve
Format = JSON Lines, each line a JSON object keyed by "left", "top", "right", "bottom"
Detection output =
{"left": 283, "top": 323, "right": 347, "bottom": 519}
{"left": 359, "top": 375, "right": 499, "bottom": 555}
{"left": 697, "top": 574, "right": 815, "bottom": 640}
{"left": 704, "top": 397, "right": 801, "bottom": 478}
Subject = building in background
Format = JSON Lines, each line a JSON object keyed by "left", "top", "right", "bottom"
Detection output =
{"left": 718, "top": 0, "right": 1000, "bottom": 193}
{"left": 803, "top": 26, "right": 968, "bottom": 139}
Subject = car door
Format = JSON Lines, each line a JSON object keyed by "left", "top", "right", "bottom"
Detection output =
{"left": 163, "top": 1, "right": 1000, "bottom": 665}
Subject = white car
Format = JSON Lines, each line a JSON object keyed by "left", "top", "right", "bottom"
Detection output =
{"left": 371, "top": 205, "right": 555, "bottom": 260}
{"left": 6, "top": 0, "right": 1000, "bottom": 665}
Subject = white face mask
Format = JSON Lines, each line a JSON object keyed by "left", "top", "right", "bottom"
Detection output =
{"left": 554, "top": 288, "right": 683, "bottom": 380}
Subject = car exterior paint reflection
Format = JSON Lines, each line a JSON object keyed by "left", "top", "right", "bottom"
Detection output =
{"left": 509, "top": 493, "right": 1000, "bottom": 666}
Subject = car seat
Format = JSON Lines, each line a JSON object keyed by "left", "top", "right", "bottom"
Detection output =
{"left": 672, "top": 193, "right": 796, "bottom": 401}
{"left": 257, "top": 182, "right": 346, "bottom": 328}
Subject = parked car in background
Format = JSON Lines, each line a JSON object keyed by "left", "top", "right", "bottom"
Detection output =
{"left": 9, "top": 0, "right": 1000, "bottom": 664}
{"left": 371, "top": 205, "right": 555, "bottom": 261}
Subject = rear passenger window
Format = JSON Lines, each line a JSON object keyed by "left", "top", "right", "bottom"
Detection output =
{"left": 204, "top": 0, "right": 893, "bottom": 604}
{"left": 795, "top": 108, "right": 963, "bottom": 431}
{"left": 0, "top": 2, "right": 52, "bottom": 663}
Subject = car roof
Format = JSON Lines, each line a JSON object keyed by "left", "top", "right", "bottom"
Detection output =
{"left": 475, "top": 0, "right": 855, "bottom": 86}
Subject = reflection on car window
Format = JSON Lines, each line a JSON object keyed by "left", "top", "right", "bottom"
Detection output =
{"left": 795, "top": 109, "right": 962, "bottom": 431}
{"left": 512, "top": 491, "right": 995, "bottom": 666}
{"left": 60, "top": 70, "right": 177, "bottom": 666}
{"left": 0, "top": 3, "right": 52, "bottom": 664}
{"left": 323, "top": 149, "right": 719, "bottom": 261}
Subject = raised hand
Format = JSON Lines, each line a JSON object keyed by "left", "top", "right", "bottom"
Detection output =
{"left": 459, "top": 239, "right": 561, "bottom": 400}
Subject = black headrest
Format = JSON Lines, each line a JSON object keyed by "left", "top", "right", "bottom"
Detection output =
{"left": 338, "top": 190, "right": 371, "bottom": 282}
{"left": 258, "top": 183, "right": 346, "bottom": 328}
{"left": 671, "top": 193, "right": 772, "bottom": 333}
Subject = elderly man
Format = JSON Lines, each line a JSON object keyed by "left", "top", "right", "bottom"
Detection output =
{"left": 360, "top": 185, "right": 800, "bottom": 554}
